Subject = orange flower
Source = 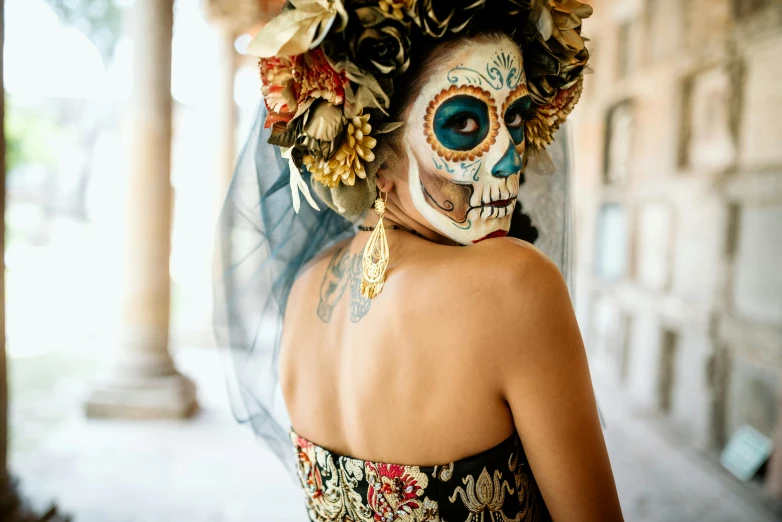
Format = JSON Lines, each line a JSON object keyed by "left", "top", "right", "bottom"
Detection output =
{"left": 294, "top": 49, "right": 350, "bottom": 107}
{"left": 259, "top": 49, "right": 349, "bottom": 128}
{"left": 259, "top": 56, "right": 298, "bottom": 128}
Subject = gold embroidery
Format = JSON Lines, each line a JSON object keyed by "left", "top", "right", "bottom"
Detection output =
{"left": 432, "top": 462, "right": 454, "bottom": 482}
{"left": 421, "top": 498, "right": 441, "bottom": 521}
{"left": 292, "top": 431, "right": 440, "bottom": 521}
{"left": 366, "top": 463, "right": 437, "bottom": 520}
{"left": 292, "top": 435, "right": 373, "bottom": 522}
{"left": 291, "top": 431, "right": 545, "bottom": 522}
{"left": 508, "top": 440, "right": 549, "bottom": 522}
{"left": 448, "top": 467, "right": 522, "bottom": 522}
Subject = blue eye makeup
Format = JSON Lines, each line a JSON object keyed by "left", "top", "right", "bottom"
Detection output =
{"left": 424, "top": 85, "right": 500, "bottom": 163}
{"left": 434, "top": 95, "right": 490, "bottom": 151}
{"left": 501, "top": 84, "right": 534, "bottom": 152}
{"left": 504, "top": 95, "right": 533, "bottom": 145}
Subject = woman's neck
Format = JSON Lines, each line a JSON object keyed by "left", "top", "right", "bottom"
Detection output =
{"left": 360, "top": 203, "right": 459, "bottom": 246}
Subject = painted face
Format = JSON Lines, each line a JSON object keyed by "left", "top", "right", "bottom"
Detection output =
{"left": 405, "top": 37, "right": 533, "bottom": 244}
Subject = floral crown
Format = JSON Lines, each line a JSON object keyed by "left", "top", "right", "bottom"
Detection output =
{"left": 247, "top": 0, "right": 592, "bottom": 216}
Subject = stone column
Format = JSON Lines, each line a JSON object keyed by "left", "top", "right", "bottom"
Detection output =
{"left": 215, "top": 24, "right": 237, "bottom": 208}
{"left": 86, "top": 0, "right": 197, "bottom": 419}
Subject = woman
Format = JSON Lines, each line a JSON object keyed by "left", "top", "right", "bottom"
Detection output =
{"left": 216, "top": 1, "right": 623, "bottom": 520}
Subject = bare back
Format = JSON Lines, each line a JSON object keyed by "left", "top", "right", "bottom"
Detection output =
{"left": 280, "top": 233, "right": 623, "bottom": 521}
{"left": 280, "top": 232, "right": 517, "bottom": 465}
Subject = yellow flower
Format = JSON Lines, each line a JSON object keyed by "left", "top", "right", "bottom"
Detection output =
{"left": 303, "top": 155, "right": 340, "bottom": 188}
{"left": 304, "top": 113, "right": 377, "bottom": 188}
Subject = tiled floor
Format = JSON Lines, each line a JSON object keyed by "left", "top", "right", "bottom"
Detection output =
{"left": 10, "top": 347, "right": 781, "bottom": 522}
{"left": 595, "top": 377, "right": 780, "bottom": 522}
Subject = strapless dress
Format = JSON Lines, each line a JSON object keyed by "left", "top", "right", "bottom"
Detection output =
{"left": 290, "top": 429, "right": 551, "bottom": 521}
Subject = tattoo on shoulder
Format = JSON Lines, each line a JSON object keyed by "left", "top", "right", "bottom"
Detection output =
{"left": 316, "top": 247, "right": 372, "bottom": 323}
{"left": 317, "top": 247, "right": 350, "bottom": 323}
{"left": 349, "top": 255, "right": 371, "bottom": 323}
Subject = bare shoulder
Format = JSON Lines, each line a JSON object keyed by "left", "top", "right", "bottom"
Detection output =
{"left": 387, "top": 236, "right": 582, "bottom": 397}
{"left": 413, "top": 237, "right": 569, "bottom": 312}
{"left": 466, "top": 236, "right": 562, "bottom": 283}
{"left": 471, "top": 237, "right": 576, "bottom": 339}
{"left": 474, "top": 237, "right": 572, "bottom": 314}
{"left": 393, "top": 237, "right": 573, "bottom": 343}
{"left": 435, "top": 237, "right": 588, "bottom": 403}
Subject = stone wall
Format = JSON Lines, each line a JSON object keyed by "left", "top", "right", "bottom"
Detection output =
{"left": 572, "top": 0, "right": 782, "bottom": 491}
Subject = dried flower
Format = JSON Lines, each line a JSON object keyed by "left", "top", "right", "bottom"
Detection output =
{"left": 259, "top": 49, "right": 350, "bottom": 129}
{"left": 247, "top": 0, "right": 350, "bottom": 58}
{"left": 304, "top": 113, "right": 377, "bottom": 187}
{"left": 259, "top": 57, "right": 298, "bottom": 128}
{"left": 526, "top": 0, "right": 591, "bottom": 105}
{"left": 526, "top": 77, "right": 583, "bottom": 148}
{"left": 547, "top": 0, "right": 593, "bottom": 52}
{"left": 299, "top": 100, "right": 346, "bottom": 158}
{"left": 412, "top": 0, "right": 487, "bottom": 37}
{"left": 302, "top": 155, "right": 340, "bottom": 188}
{"left": 379, "top": 0, "right": 415, "bottom": 21}
{"left": 294, "top": 49, "right": 350, "bottom": 107}
{"left": 351, "top": 7, "right": 411, "bottom": 76}
{"left": 502, "top": 0, "right": 533, "bottom": 16}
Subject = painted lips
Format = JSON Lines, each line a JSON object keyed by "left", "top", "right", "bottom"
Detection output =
{"left": 473, "top": 230, "right": 509, "bottom": 243}
{"left": 485, "top": 198, "right": 515, "bottom": 208}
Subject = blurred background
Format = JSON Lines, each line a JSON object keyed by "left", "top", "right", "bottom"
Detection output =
{"left": 0, "top": 0, "right": 780, "bottom": 521}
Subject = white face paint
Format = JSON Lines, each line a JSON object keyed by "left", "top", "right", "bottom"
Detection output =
{"left": 404, "top": 37, "right": 531, "bottom": 244}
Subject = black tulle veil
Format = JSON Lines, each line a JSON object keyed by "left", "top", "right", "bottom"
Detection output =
{"left": 213, "top": 101, "right": 581, "bottom": 475}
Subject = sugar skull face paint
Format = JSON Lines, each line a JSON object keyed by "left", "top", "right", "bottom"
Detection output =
{"left": 405, "top": 37, "right": 534, "bottom": 244}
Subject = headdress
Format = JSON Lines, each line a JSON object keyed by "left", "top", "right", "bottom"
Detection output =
{"left": 247, "top": 0, "right": 591, "bottom": 218}
{"left": 215, "top": 0, "right": 592, "bottom": 476}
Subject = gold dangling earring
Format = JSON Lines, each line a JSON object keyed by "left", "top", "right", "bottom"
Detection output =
{"left": 361, "top": 193, "right": 390, "bottom": 299}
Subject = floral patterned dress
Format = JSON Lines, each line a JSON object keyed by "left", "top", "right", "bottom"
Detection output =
{"left": 290, "top": 430, "right": 551, "bottom": 522}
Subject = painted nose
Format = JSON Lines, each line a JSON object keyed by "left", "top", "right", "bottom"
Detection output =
{"left": 491, "top": 140, "right": 522, "bottom": 178}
